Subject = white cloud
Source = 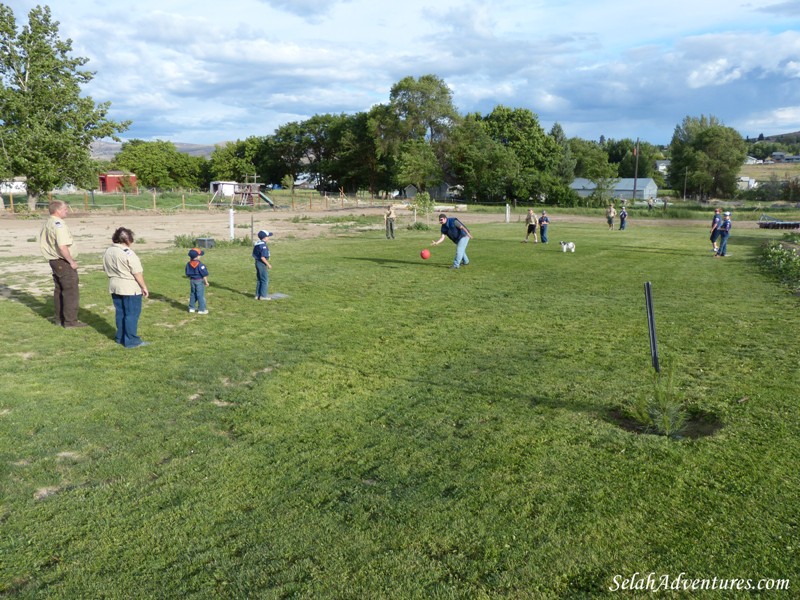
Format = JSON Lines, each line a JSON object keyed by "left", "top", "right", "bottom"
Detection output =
{"left": 687, "top": 59, "right": 744, "bottom": 88}
{"left": 19, "top": 0, "right": 797, "bottom": 144}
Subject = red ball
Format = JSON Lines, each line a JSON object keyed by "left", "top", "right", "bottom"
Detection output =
{"left": 420, "top": 249, "right": 431, "bottom": 260}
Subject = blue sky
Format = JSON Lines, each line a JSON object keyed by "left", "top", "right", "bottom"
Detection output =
{"left": 7, "top": 0, "right": 800, "bottom": 145}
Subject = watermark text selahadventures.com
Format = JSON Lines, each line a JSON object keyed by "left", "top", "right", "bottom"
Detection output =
{"left": 609, "top": 572, "right": 790, "bottom": 593}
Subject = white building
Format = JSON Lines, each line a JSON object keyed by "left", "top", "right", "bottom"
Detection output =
{"left": 570, "top": 178, "right": 658, "bottom": 200}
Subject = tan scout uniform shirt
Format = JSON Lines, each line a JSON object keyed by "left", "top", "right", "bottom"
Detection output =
{"left": 39, "top": 216, "right": 75, "bottom": 260}
{"left": 103, "top": 243, "right": 144, "bottom": 295}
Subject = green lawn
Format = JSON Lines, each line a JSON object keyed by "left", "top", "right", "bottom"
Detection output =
{"left": 1, "top": 217, "right": 798, "bottom": 597}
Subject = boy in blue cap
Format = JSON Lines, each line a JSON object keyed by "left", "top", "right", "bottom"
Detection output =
{"left": 253, "top": 230, "right": 273, "bottom": 299}
{"left": 186, "top": 248, "right": 210, "bottom": 313}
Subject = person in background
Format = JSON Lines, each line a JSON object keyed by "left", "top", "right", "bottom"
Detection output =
{"left": 619, "top": 206, "right": 628, "bottom": 230}
{"left": 523, "top": 208, "right": 538, "bottom": 243}
{"left": 538, "top": 210, "right": 550, "bottom": 243}
{"left": 186, "top": 248, "right": 210, "bottom": 314}
{"left": 709, "top": 208, "right": 722, "bottom": 253}
{"left": 432, "top": 213, "right": 473, "bottom": 269}
{"left": 39, "top": 200, "right": 87, "bottom": 328}
{"left": 715, "top": 212, "right": 732, "bottom": 257}
{"left": 606, "top": 203, "right": 617, "bottom": 230}
{"left": 253, "top": 230, "right": 273, "bottom": 299}
{"left": 102, "top": 227, "right": 150, "bottom": 348}
{"left": 384, "top": 204, "right": 396, "bottom": 239}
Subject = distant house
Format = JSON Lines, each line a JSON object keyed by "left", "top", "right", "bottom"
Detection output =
{"left": 570, "top": 178, "right": 658, "bottom": 200}
{"left": 744, "top": 156, "right": 759, "bottom": 165}
{"left": 770, "top": 151, "right": 800, "bottom": 163}
{"left": 403, "top": 184, "right": 418, "bottom": 199}
{"left": 655, "top": 160, "right": 671, "bottom": 175}
{"left": 99, "top": 171, "right": 137, "bottom": 193}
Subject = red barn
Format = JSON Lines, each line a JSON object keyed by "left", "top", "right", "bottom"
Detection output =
{"left": 99, "top": 171, "right": 137, "bottom": 193}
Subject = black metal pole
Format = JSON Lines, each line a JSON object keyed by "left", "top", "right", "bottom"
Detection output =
{"left": 644, "top": 282, "right": 660, "bottom": 373}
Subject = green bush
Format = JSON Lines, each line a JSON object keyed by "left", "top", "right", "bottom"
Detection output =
{"left": 407, "top": 221, "right": 430, "bottom": 231}
{"left": 759, "top": 235, "right": 800, "bottom": 291}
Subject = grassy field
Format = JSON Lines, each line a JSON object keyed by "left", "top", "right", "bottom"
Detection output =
{"left": 739, "top": 162, "right": 800, "bottom": 182}
{"left": 1, "top": 216, "right": 799, "bottom": 597}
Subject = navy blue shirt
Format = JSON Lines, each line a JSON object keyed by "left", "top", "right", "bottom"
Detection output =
{"left": 185, "top": 260, "right": 209, "bottom": 280}
{"left": 720, "top": 218, "right": 732, "bottom": 234}
{"left": 253, "top": 241, "right": 270, "bottom": 261}
{"left": 441, "top": 218, "right": 469, "bottom": 243}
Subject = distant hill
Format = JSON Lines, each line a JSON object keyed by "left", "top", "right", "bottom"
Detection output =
{"left": 91, "top": 140, "right": 219, "bottom": 161}
{"left": 760, "top": 131, "right": 800, "bottom": 143}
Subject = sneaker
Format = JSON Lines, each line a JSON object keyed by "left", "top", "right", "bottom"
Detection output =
{"left": 128, "top": 341, "right": 150, "bottom": 348}
{"left": 448, "top": 265, "right": 459, "bottom": 269}
{"left": 63, "top": 321, "right": 89, "bottom": 328}
{"left": 198, "top": 310, "right": 209, "bottom": 314}
{"left": 189, "top": 308, "right": 196, "bottom": 313}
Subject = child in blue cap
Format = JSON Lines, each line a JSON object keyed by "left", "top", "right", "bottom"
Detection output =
{"left": 186, "top": 247, "right": 210, "bottom": 313}
{"left": 253, "top": 230, "right": 273, "bottom": 300}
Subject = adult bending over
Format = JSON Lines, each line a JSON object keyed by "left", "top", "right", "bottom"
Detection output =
{"left": 102, "top": 227, "right": 150, "bottom": 348}
{"left": 432, "top": 213, "right": 473, "bottom": 269}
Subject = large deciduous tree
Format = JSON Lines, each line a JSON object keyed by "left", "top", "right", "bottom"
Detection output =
{"left": 208, "top": 137, "right": 265, "bottom": 183}
{"left": 667, "top": 115, "right": 746, "bottom": 199}
{"left": 112, "top": 140, "right": 206, "bottom": 189}
{"left": 482, "top": 105, "right": 562, "bottom": 202}
{"left": 0, "top": 5, "right": 129, "bottom": 209}
{"left": 389, "top": 74, "right": 458, "bottom": 144}
{"left": 446, "top": 114, "right": 520, "bottom": 202}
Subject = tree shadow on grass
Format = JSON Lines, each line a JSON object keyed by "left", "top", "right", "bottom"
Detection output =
{"left": 0, "top": 283, "right": 116, "bottom": 340}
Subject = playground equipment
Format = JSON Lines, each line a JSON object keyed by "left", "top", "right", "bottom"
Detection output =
{"left": 209, "top": 180, "right": 276, "bottom": 209}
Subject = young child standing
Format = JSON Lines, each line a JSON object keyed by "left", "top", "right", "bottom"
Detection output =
{"left": 186, "top": 248, "right": 210, "bottom": 314}
{"left": 253, "top": 230, "right": 273, "bottom": 300}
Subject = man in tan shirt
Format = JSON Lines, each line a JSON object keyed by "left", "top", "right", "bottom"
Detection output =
{"left": 38, "top": 200, "right": 86, "bottom": 328}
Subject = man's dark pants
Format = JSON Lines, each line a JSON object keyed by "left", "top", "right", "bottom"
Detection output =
{"left": 48, "top": 259, "right": 79, "bottom": 326}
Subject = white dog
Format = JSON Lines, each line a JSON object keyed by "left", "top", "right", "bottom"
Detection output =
{"left": 560, "top": 241, "right": 575, "bottom": 253}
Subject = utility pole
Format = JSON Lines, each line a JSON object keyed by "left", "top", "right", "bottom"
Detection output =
{"left": 632, "top": 138, "right": 639, "bottom": 203}
{"left": 683, "top": 166, "right": 688, "bottom": 200}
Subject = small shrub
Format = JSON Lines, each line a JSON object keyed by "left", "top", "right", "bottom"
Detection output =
{"left": 625, "top": 370, "right": 687, "bottom": 438}
{"left": 408, "top": 221, "right": 430, "bottom": 231}
{"left": 173, "top": 234, "right": 198, "bottom": 248}
{"left": 759, "top": 236, "right": 800, "bottom": 292}
{"left": 173, "top": 234, "right": 251, "bottom": 248}
{"left": 410, "top": 192, "right": 434, "bottom": 218}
